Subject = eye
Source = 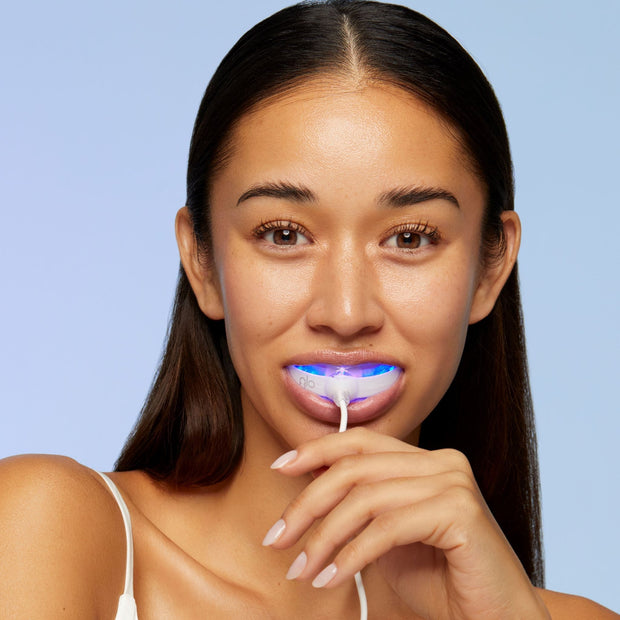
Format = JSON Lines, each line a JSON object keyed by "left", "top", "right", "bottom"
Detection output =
{"left": 382, "top": 224, "right": 439, "bottom": 250}
{"left": 383, "top": 231, "right": 430, "bottom": 249}
{"left": 264, "top": 228, "right": 309, "bottom": 246}
{"left": 254, "top": 221, "right": 311, "bottom": 246}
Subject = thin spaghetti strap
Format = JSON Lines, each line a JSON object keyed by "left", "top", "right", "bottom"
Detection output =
{"left": 96, "top": 471, "right": 139, "bottom": 620}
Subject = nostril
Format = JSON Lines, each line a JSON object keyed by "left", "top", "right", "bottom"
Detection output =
{"left": 305, "top": 255, "right": 384, "bottom": 336}
{"left": 305, "top": 294, "right": 384, "bottom": 337}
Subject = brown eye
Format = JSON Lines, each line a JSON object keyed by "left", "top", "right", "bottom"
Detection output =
{"left": 383, "top": 230, "right": 431, "bottom": 249}
{"left": 381, "top": 223, "right": 440, "bottom": 250}
{"left": 272, "top": 229, "right": 297, "bottom": 245}
{"left": 262, "top": 226, "right": 310, "bottom": 246}
{"left": 396, "top": 231, "right": 421, "bottom": 248}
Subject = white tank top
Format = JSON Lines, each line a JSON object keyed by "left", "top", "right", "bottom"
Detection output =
{"left": 96, "top": 472, "right": 139, "bottom": 620}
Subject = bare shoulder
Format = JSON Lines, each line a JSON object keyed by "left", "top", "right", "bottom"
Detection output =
{"left": 538, "top": 587, "right": 619, "bottom": 619}
{"left": 0, "top": 454, "right": 126, "bottom": 619}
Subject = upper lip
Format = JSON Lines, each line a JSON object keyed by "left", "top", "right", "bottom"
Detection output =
{"left": 283, "top": 349, "right": 404, "bottom": 369}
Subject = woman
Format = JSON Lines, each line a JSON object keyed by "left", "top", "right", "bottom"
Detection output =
{"left": 0, "top": 1, "right": 616, "bottom": 618}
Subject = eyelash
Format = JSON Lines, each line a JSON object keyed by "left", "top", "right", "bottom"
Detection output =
{"left": 382, "top": 221, "right": 441, "bottom": 247}
{"left": 252, "top": 220, "right": 441, "bottom": 247}
{"left": 253, "top": 220, "right": 310, "bottom": 241}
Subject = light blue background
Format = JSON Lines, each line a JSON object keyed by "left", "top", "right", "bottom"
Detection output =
{"left": 1, "top": 0, "right": 618, "bottom": 611}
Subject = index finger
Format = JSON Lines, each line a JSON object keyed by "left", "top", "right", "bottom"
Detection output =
{"left": 270, "top": 427, "right": 425, "bottom": 474}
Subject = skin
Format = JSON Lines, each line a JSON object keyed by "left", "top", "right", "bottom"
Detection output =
{"left": 193, "top": 79, "right": 516, "bottom": 451}
{"left": 0, "top": 79, "right": 617, "bottom": 618}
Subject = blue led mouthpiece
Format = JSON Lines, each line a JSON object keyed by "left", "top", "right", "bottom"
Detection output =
{"left": 288, "top": 363, "right": 401, "bottom": 404}
{"left": 294, "top": 363, "right": 396, "bottom": 378}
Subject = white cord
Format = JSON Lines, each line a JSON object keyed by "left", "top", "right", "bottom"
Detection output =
{"left": 338, "top": 399, "right": 349, "bottom": 433}
{"left": 355, "top": 571, "right": 368, "bottom": 620}
{"left": 337, "top": 397, "right": 368, "bottom": 620}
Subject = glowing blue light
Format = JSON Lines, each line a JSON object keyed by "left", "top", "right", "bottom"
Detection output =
{"left": 363, "top": 364, "right": 395, "bottom": 376}
{"left": 293, "top": 363, "right": 396, "bottom": 378}
{"left": 295, "top": 364, "right": 327, "bottom": 375}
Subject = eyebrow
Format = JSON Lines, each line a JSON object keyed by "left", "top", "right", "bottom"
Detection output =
{"left": 378, "top": 186, "right": 460, "bottom": 209}
{"left": 236, "top": 181, "right": 459, "bottom": 208}
{"left": 236, "top": 182, "right": 316, "bottom": 206}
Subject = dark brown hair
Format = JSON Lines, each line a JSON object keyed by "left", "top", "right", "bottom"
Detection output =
{"left": 116, "top": 0, "right": 544, "bottom": 586}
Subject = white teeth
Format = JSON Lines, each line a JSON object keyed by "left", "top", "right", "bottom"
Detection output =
{"left": 288, "top": 365, "right": 401, "bottom": 403}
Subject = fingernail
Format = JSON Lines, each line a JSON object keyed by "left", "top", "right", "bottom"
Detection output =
{"left": 312, "top": 563, "right": 337, "bottom": 588}
{"left": 262, "top": 519, "right": 286, "bottom": 546}
{"left": 270, "top": 450, "right": 298, "bottom": 469}
{"left": 286, "top": 551, "right": 307, "bottom": 580}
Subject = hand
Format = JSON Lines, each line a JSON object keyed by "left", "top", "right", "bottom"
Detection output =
{"left": 264, "top": 427, "right": 549, "bottom": 619}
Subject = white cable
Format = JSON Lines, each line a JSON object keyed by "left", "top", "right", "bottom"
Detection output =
{"left": 338, "top": 399, "right": 348, "bottom": 433}
{"left": 354, "top": 571, "right": 368, "bottom": 620}
{"left": 336, "top": 396, "right": 368, "bottom": 620}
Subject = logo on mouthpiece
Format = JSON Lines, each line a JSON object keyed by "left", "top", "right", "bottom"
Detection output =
{"left": 287, "top": 363, "right": 401, "bottom": 404}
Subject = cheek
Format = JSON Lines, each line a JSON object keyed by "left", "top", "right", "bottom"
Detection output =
{"left": 383, "top": 255, "right": 477, "bottom": 361}
{"left": 216, "top": 250, "right": 312, "bottom": 353}
{"left": 381, "top": 263, "right": 476, "bottom": 433}
{"left": 216, "top": 249, "right": 317, "bottom": 420}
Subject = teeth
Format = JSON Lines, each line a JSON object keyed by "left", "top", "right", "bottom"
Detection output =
{"left": 288, "top": 364, "right": 401, "bottom": 402}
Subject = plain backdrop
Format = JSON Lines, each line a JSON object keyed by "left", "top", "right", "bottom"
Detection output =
{"left": 1, "top": 0, "right": 618, "bottom": 612}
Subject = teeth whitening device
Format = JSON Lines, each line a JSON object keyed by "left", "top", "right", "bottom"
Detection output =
{"left": 288, "top": 363, "right": 401, "bottom": 432}
{"left": 287, "top": 362, "right": 402, "bottom": 620}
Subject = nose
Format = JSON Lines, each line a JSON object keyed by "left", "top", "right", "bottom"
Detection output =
{"left": 306, "top": 242, "right": 384, "bottom": 339}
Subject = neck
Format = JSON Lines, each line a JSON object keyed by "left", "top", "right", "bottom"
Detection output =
{"left": 220, "top": 391, "right": 312, "bottom": 557}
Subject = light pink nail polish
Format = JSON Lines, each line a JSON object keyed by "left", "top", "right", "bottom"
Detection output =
{"left": 286, "top": 551, "right": 307, "bottom": 580}
{"left": 262, "top": 519, "right": 286, "bottom": 546}
{"left": 270, "top": 449, "right": 298, "bottom": 469}
{"left": 312, "top": 563, "right": 337, "bottom": 588}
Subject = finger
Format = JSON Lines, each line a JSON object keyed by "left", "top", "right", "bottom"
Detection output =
{"left": 287, "top": 474, "right": 461, "bottom": 580}
{"left": 273, "top": 431, "right": 473, "bottom": 481}
{"left": 318, "top": 487, "right": 485, "bottom": 589}
{"left": 271, "top": 427, "right": 424, "bottom": 475}
{"left": 270, "top": 455, "right": 469, "bottom": 549}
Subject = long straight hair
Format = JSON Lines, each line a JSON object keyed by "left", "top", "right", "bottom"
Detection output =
{"left": 116, "top": 0, "right": 544, "bottom": 586}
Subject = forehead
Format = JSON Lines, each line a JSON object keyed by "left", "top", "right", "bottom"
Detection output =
{"left": 212, "top": 78, "right": 484, "bottom": 208}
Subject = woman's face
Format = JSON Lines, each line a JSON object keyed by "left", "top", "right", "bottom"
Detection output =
{"left": 182, "top": 79, "right": 515, "bottom": 452}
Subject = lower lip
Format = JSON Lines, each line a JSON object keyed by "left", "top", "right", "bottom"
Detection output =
{"left": 282, "top": 367, "right": 404, "bottom": 426}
